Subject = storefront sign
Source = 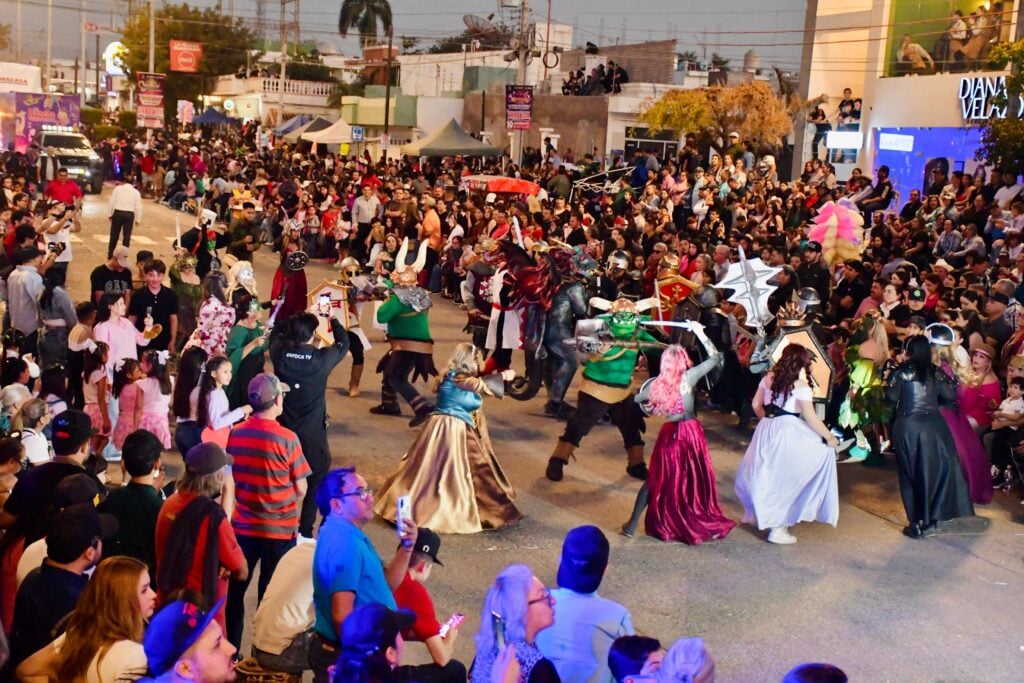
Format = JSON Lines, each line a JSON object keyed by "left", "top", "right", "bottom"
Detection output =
{"left": 0, "top": 63, "right": 42, "bottom": 93}
{"left": 958, "top": 75, "right": 1024, "bottom": 121}
{"left": 505, "top": 85, "right": 533, "bottom": 131}
{"left": 136, "top": 71, "right": 165, "bottom": 129}
{"left": 170, "top": 40, "right": 203, "bottom": 73}
{"left": 878, "top": 132, "right": 914, "bottom": 152}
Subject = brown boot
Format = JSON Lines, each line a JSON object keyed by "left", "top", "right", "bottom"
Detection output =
{"left": 348, "top": 364, "right": 363, "bottom": 397}
{"left": 625, "top": 445, "right": 648, "bottom": 481}
{"left": 546, "top": 440, "right": 576, "bottom": 482}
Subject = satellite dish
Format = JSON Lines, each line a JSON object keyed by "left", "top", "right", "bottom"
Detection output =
{"left": 464, "top": 14, "right": 500, "bottom": 39}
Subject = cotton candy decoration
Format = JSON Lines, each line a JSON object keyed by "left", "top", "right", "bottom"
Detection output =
{"left": 807, "top": 199, "right": 866, "bottom": 267}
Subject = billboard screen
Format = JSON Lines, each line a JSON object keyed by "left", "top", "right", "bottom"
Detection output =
{"left": 885, "top": 0, "right": 1016, "bottom": 77}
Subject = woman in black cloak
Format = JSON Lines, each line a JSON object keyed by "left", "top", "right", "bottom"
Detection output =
{"left": 885, "top": 335, "right": 974, "bottom": 538}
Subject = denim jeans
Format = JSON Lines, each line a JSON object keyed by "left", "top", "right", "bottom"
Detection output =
{"left": 226, "top": 535, "right": 296, "bottom": 648}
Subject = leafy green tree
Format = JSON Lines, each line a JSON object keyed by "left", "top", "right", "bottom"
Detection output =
{"left": 338, "top": 0, "right": 393, "bottom": 47}
{"left": 286, "top": 61, "right": 334, "bottom": 82}
{"left": 429, "top": 26, "right": 513, "bottom": 54}
{"left": 976, "top": 40, "right": 1024, "bottom": 173}
{"left": 117, "top": 3, "right": 256, "bottom": 121}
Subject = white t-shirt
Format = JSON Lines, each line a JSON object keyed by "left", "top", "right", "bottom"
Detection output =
{"left": 16, "top": 538, "right": 47, "bottom": 588}
{"left": 21, "top": 429, "right": 51, "bottom": 465}
{"left": 52, "top": 633, "right": 148, "bottom": 683}
{"left": 252, "top": 542, "right": 315, "bottom": 655}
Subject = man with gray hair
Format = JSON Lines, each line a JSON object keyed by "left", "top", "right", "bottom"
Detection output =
{"left": 536, "top": 525, "right": 634, "bottom": 683}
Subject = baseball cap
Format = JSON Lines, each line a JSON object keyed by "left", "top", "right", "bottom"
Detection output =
{"left": 247, "top": 373, "right": 289, "bottom": 409}
{"left": 908, "top": 287, "right": 926, "bottom": 302}
{"left": 144, "top": 598, "right": 225, "bottom": 676}
{"left": 340, "top": 603, "right": 416, "bottom": 661}
{"left": 805, "top": 241, "right": 822, "bottom": 253}
{"left": 112, "top": 245, "right": 131, "bottom": 268}
{"left": 185, "top": 442, "right": 233, "bottom": 475}
{"left": 556, "top": 525, "right": 610, "bottom": 594}
{"left": 989, "top": 292, "right": 1010, "bottom": 306}
{"left": 54, "top": 472, "right": 107, "bottom": 509}
{"left": 411, "top": 528, "right": 444, "bottom": 566}
{"left": 51, "top": 409, "right": 95, "bottom": 456}
{"left": 485, "top": 192, "right": 497, "bottom": 204}
{"left": 46, "top": 503, "right": 118, "bottom": 563}
{"left": 907, "top": 315, "right": 928, "bottom": 329}
{"left": 728, "top": 131, "right": 739, "bottom": 139}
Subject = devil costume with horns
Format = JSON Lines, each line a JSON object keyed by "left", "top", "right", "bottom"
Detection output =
{"left": 370, "top": 238, "right": 439, "bottom": 427}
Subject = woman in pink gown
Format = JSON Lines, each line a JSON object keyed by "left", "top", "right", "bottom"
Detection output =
{"left": 624, "top": 323, "right": 735, "bottom": 544}
{"left": 929, "top": 326, "right": 992, "bottom": 505}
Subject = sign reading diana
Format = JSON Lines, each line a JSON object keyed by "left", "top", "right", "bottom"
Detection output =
{"left": 958, "top": 76, "right": 1024, "bottom": 121}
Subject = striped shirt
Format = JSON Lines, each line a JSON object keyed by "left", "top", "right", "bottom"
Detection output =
{"left": 227, "top": 417, "right": 311, "bottom": 540}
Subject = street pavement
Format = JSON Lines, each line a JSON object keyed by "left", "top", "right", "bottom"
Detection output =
{"left": 68, "top": 188, "right": 1024, "bottom": 681}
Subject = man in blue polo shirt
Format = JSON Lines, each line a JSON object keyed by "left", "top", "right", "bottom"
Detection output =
{"left": 310, "top": 467, "right": 416, "bottom": 683}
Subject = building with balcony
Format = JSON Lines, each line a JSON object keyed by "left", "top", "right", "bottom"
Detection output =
{"left": 203, "top": 73, "right": 338, "bottom": 122}
{"left": 802, "top": 0, "right": 1020, "bottom": 201}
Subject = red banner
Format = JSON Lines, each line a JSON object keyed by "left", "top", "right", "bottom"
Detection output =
{"left": 136, "top": 72, "right": 165, "bottom": 129}
{"left": 170, "top": 40, "right": 203, "bottom": 73}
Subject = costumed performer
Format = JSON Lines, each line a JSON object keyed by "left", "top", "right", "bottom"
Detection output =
{"left": 546, "top": 296, "right": 661, "bottom": 483}
{"left": 837, "top": 313, "right": 890, "bottom": 464}
{"left": 624, "top": 324, "right": 736, "bottom": 543}
{"left": 885, "top": 335, "right": 975, "bottom": 538}
{"left": 734, "top": 343, "right": 843, "bottom": 545}
{"left": 928, "top": 323, "right": 993, "bottom": 505}
{"left": 374, "top": 342, "right": 523, "bottom": 534}
{"left": 370, "top": 238, "right": 439, "bottom": 427}
{"left": 337, "top": 256, "right": 372, "bottom": 397}
{"left": 270, "top": 223, "right": 309, "bottom": 320}
{"left": 542, "top": 245, "right": 597, "bottom": 419}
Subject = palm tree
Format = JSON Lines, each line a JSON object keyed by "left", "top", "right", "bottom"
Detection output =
{"left": 338, "top": 0, "right": 393, "bottom": 47}
{"left": 711, "top": 52, "right": 731, "bottom": 72}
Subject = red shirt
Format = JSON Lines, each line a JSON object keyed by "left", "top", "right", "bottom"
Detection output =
{"left": 226, "top": 417, "right": 311, "bottom": 540}
{"left": 140, "top": 156, "right": 157, "bottom": 174}
{"left": 44, "top": 178, "right": 83, "bottom": 205}
{"left": 154, "top": 490, "right": 245, "bottom": 630}
{"left": 393, "top": 572, "right": 441, "bottom": 641}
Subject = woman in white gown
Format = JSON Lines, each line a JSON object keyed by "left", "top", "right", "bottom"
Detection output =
{"left": 735, "top": 343, "right": 845, "bottom": 544}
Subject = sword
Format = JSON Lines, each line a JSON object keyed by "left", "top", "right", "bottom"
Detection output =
{"left": 266, "top": 282, "right": 288, "bottom": 331}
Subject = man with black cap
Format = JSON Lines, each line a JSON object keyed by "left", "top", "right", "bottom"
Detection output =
{"left": 225, "top": 373, "right": 310, "bottom": 649}
{"left": 333, "top": 603, "right": 416, "bottom": 682}
{"left": 536, "top": 525, "right": 635, "bottom": 683}
{"left": 392, "top": 528, "right": 467, "bottom": 682}
{"left": 142, "top": 598, "right": 238, "bottom": 683}
{"left": 155, "top": 443, "right": 247, "bottom": 634}
{"left": 8, "top": 503, "right": 117, "bottom": 667}
{"left": 830, "top": 259, "right": 869, "bottom": 323}
{"left": 797, "top": 241, "right": 831, "bottom": 305}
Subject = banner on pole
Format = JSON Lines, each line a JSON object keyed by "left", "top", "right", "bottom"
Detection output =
{"left": 13, "top": 93, "right": 81, "bottom": 152}
{"left": 136, "top": 72, "right": 165, "bottom": 129}
{"left": 177, "top": 100, "right": 195, "bottom": 124}
{"left": 170, "top": 40, "right": 203, "bottom": 73}
{"left": 505, "top": 85, "right": 533, "bottom": 131}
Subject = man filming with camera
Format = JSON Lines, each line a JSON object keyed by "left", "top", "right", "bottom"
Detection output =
{"left": 39, "top": 199, "right": 82, "bottom": 276}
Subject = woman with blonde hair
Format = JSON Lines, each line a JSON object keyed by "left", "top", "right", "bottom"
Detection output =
{"left": 374, "top": 342, "right": 522, "bottom": 533}
{"left": 656, "top": 637, "right": 715, "bottom": 683}
{"left": 929, "top": 324, "right": 993, "bottom": 505}
{"left": 16, "top": 555, "right": 156, "bottom": 682}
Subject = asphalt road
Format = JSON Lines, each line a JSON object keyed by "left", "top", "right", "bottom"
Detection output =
{"left": 68, "top": 187, "right": 1024, "bottom": 682}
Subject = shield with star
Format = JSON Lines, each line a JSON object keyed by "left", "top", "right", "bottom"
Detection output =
{"left": 715, "top": 246, "right": 781, "bottom": 329}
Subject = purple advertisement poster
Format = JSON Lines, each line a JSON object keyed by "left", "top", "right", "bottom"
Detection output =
{"left": 14, "top": 93, "right": 81, "bottom": 152}
{"left": 505, "top": 85, "right": 533, "bottom": 131}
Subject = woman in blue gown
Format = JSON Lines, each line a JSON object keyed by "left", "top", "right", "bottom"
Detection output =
{"left": 375, "top": 342, "right": 522, "bottom": 533}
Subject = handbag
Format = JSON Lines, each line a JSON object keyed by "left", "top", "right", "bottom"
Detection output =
{"left": 200, "top": 424, "right": 231, "bottom": 449}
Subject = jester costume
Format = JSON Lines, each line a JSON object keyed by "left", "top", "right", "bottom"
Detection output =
{"left": 546, "top": 296, "right": 662, "bottom": 482}
{"left": 371, "top": 239, "right": 438, "bottom": 426}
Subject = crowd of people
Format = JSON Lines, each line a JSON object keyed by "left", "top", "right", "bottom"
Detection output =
{"left": 0, "top": 112, "right": 1019, "bottom": 681}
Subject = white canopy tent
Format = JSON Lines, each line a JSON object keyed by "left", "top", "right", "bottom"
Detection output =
{"left": 302, "top": 117, "right": 356, "bottom": 144}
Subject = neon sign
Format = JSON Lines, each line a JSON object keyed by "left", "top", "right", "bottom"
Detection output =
{"left": 958, "top": 76, "right": 1024, "bottom": 121}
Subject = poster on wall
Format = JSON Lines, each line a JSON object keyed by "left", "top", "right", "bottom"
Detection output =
{"left": 886, "top": 0, "right": 1017, "bottom": 77}
{"left": 14, "top": 93, "right": 81, "bottom": 152}
{"left": 136, "top": 72, "right": 165, "bottom": 129}
{"left": 505, "top": 85, "right": 533, "bottom": 131}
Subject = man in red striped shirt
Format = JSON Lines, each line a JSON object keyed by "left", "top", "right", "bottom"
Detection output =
{"left": 225, "top": 372, "right": 311, "bottom": 649}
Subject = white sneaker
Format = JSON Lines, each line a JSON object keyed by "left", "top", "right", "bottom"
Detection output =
{"left": 767, "top": 527, "right": 797, "bottom": 545}
{"left": 296, "top": 535, "right": 316, "bottom": 545}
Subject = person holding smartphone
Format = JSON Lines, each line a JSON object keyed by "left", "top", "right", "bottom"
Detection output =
{"left": 391, "top": 528, "right": 467, "bottom": 682}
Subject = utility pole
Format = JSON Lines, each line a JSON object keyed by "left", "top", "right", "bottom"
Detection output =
{"left": 95, "top": 33, "right": 100, "bottom": 102}
{"left": 45, "top": 0, "right": 52, "bottom": 89}
{"left": 15, "top": 0, "right": 22, "bottom": 61}
{"left": 383, "top": 30, "right": 393, "bottom": 153}
{"left": 791, "top": 0, "right": 818, "bottom": 181}
{"left": 278, "top": 0, "right": 289, "bottom": 124}
{"left": 80, "top": 0, "right": 87, "bottom": 104}
{"left": 148, "top": 0, "right": 155, "bottom": 73}
{"left": 511, "top": 0, "right": 531, "bottom": 168}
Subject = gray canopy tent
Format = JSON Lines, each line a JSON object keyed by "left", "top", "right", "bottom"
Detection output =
{"left": 282, "top": 116, "right": 334, "bottom": 143}
{"left": 401, "top": 119, "right": 501, "bottom": 157}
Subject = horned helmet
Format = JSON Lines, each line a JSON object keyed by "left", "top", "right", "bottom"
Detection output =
{"left": 590, "top": 295, "right": 658, "bottom": 339}
{"left": 338, "top": 257, "right": 361, "bottom": 284}
{"left": 393, "top": 237, "right": 429, "bottom": 288}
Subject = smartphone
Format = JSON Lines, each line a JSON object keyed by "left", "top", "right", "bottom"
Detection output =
{"left": 396, "top": 494, "right": 411, "bottom": 539}
{"left": 491, "top": 611, "right": 505, "bottom": 650}
{"left": 318, "top": 293, "right": 331, "bottom": 316}
{"left": 438, "top": 612, "right": 465, "bottom": 639}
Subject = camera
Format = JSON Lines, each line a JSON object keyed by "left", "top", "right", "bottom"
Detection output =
{"left": 47, "top": 242, "right": 66, "bottom": 255}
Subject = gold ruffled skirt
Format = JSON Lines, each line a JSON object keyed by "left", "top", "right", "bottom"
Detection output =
{"left": 374, "top": 411, "right": 522, "bottom": 534}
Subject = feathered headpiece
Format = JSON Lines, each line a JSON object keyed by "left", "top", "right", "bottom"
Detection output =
{"left": 807, "top": 198, "right": 865, "bottom": 267}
